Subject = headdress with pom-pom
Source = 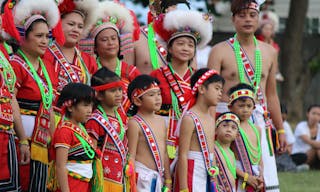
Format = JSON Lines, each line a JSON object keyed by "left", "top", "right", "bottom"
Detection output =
{"left": 1, "top": 0, "right": 62, "bottom": 43}
{"left": 154, "top": 10, "right": 214, "bottom": 48}
{"left": 259, "top": 10, "right": 279, "bottom": 32}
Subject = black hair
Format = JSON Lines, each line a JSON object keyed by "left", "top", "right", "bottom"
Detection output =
{"left": 190, "top": 68, "right": 225, "bottom": 97}
{"left": 231, "top": 0, "right": 258, "bottom": 16}
{"left": 57, "top": 83, "right": 95, "bottom": 117}
{"left": 280, "top": 103, "right": 288, "bottom": 114}
{"left": 127, "top": 75, "right": 160, "bottom": 115}
{"left": 91, "top": 67, "right": 120, "bottom": 87}
{"left": 94, "top": 28, "right": 123, "bottom": 60}
{"left": 166, "top": 35, "right": 196, "bottom": 65}
{"left": 307, "top": 104, "right": 320, "bottom": 113}
{"left": 228, "top": 83, "right": 255, "bottom": 106}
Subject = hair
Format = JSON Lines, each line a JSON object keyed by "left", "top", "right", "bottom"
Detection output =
{"left": 166, "top": 35, "right": 196, "bottom": 64}
{"left": 307, "top": 104, "right": 320, "bottom": 113}
{"left": 231, "top": 0, "right": 258, "bottom": 16}
{"left": 91, "top": 67, "right": 120, "bottom": 87}
{"left": 228, "top": 83, "right": 255, "bottom": 106}
{"left": 190, "top": 68, "right": 225, "bottom": 96}
{"left": 57, "top": 83, "right": 95, "bottom": 117}
{"left": 127, "top": 74, "right": 160, "bottom": 115}
{"left": 94, "top": 28, "right": 123, "bottom": 60}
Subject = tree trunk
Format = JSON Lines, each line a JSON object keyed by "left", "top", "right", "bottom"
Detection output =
{"left": 280, "top": 0, "right": 309, "bottom": 120}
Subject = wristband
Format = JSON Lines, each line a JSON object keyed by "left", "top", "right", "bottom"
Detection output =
{"left": 180, "top": 189, "right": 189, "bottom": 192}
{"left": 277, "top": 129, "right": 285, "bottom": 134}
{"left": 242, "top": 172, "right": 249, "bottom": 189}
{"left": 165, "top": 179, "right": 172, "bottom": 184}
{"left": 19, "top": 139, "right": 29, "bottom": 146}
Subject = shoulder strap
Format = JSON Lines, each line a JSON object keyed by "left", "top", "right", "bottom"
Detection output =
{"left": 133, "top": 114, "right": 164, "bottom": 177}
{"left": 232, "top": 134, "right": 254, "bottom": 175}
{"left": 214, "top": 147, "right": 234, "bottom": 192}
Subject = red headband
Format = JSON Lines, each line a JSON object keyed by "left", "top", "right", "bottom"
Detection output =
{"left": 131, "top": 82, "right": 159, "bottom": 100}
{"left": 92, "top": 81, "right": 124, "bottom": 91}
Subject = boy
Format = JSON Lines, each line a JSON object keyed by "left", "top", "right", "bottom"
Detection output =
{"left": 228, "top": 83, "right": 264, "bottom": 192}
{"left": 176, "top": 68, "right": 224, "bottom": 192}
{"left": 214, "top": 112, "right": 240, "bottom": 192}
{"left": 127, "top": 75, "right": 171, "bottom": 192}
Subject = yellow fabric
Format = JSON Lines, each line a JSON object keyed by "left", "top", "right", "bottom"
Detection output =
{"left": 20, "top": 108, "right": 37, "bottom": 116}
{"left": 31, "top": 142, "right": 48, "bottom": 164}
{"left": 103, "top": 180, "right": 123, "bottom": 192}
{"left": 54, "top": 113, "right": 61, "bottom": 128}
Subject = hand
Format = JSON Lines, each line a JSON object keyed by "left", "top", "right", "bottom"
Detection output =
{"left": 256, "top": 175, "right": 264, "bottom": 191}
{"left": 19, "top": 144, "right": 30, "bottom": 165}
{"left": 246, "top": 175, "right": 259, "bottom": 190}
{"left": 277, "top": 133, "right": 287, "bottom": 154}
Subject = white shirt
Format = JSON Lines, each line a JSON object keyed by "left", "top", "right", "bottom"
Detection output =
{"left": 292, "top": 121, "right": 320, "bottom": 154}
{"left": 283, "top": 120, "right": 295, "bottom": 145}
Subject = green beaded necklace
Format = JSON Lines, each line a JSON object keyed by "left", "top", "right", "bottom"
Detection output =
{"left": 75, "top": 123, "right": 95, "bottom": 159}
{"left": 18, "top": 49, "right": 53, "bottom": 110}
{"left": 96, "top": 57, "right": 121, "bottom": 77}
{"left": 233, "top": 34, "right": 262, "bottom": 93}
{"left": 239, "top": 120, "right": 261, "bottom": 165}
{"left": 148, "top": 23, "right": 160, "bottom": 70}
{"left": 215, "top": 141, "right": 237, "bottom": 178}
{"left": 97, "top": 105, "right": 125, "bottom": 141}
{"left": 0, "top": 50, "right": 16, "bottom": 93}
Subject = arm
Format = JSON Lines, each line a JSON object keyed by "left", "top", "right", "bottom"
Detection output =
{"left": 300, "top": 135, "right": 320, "bottom": 149}
{"left": 127, "top": 119, "right": 140, "bottom": 162}
{"left": 266, "top": 49, "right": 286, "bottom": 153}
{"left": 177, "top": 116, "right": 194, "bottom": 190}
{"left": 49, "top": 108, "right": 55, "bottom": 136}
{"left": 163, "top": 120, "right": 172, "bottom": 189}
{"left": 207, "top": 44, "right": 223, "bottom": 72}
{"left": 12, "top": 94, "right": 30, "bottom": 165}
{"left": 56, "top": 147, "right": 70, "bottom": 192}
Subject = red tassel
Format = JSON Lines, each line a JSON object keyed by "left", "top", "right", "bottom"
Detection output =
{"left": 2, "top": 0, "right": 20, "bottom": 42}
{"left": 130, "top": 10, "right": 140, "bottom": 41}
{"left": 52, "top": 19, "right": 65, "bottom": 45}
{"left": 153, "top": 14, "right": 172, "bottom": 43}
{"left": 147, "top": 11, "right": 153, "bottom": 25}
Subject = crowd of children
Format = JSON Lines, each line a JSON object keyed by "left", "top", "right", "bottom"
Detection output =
{"left": 1, "top": 0, "right": 319, "bottom": 192}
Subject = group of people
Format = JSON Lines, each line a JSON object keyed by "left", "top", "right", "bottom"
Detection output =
{"left": 0, "top": 0, "right": 291, "bottom": 192}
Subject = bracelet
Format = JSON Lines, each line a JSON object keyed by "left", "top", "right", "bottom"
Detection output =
{"left": 165, "top": 179, "right": 172, "bottom": 184}
{"left": 180, "top": 189, "right": 189, "bottom": 192}
{"left": 19, "top": 139, "right": 29, "bottom": 146}
{"left": 277, "top": 129, "right": 285, "bottom": 134}
{"left": 242, "top": 172, "right": 249, "bottom": 189}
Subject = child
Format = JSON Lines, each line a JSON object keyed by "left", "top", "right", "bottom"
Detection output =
{"left": 214, "top": 112, "right": 240, "bottom": 192}
{"left": 86, "top": 67, "right": 131, "bottom": 191}
{"left": 176, "top": 68, "right": 224, "bottom": 192}
{"left": 228, "top": 83, "right": 264, "bottom": 192}
{"left": 127, "top": 75, "right": 171, "bottom": 192}
{"left": 53, "top": 83, "right": 100, "bottom": 192}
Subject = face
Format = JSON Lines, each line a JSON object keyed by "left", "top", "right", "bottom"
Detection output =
{"left": 62, "top": 12, "right": 84, "bottom": 47}
{"left": 261, "top": 23, "right": 274, "bottom": 39}
{"left": 134, "top": 88, "right": 162, "bottom": 112}
{"left": 98, "top": 86, "right": 123, "bottom": 108}
{"left": 200, "top": 82, "right": 223, "bottom": 107}
{"left": 22, "top": 22, "right": 49, "bottom": 56}
{"left": 95, "top": 28, "right": 119, "bottom": 58}
{"left": 307, "top": 107, "right": 320, "bottom": 125}
{"left": 69, "top": 101, "right": 93, "bottom": 123}
{"left": 169, "top": 36, "right": 195, "bottom": 63}
{"left": 229, "top": 98, "right": 255, "bottom": 121}
{"left": 232, "top": 9, "right": 259, "bottom": 35}
{"left": 216, "top": 121, "right": 239, "bottom": 143}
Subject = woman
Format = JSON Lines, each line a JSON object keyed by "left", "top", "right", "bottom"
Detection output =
{"left": 3, "top": 0, "right": 60, "bottom": 191}
{"left": 43, "top": 0, "right": 98, "bottom": 106}
{"left": 86, "top": 1, "right": 140, "bottom": 112}
{"left": 151, "top": 10, "right": 213, "bottom": 160}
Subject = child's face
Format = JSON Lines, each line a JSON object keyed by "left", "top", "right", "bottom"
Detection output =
{"left": 98, "top": 87, "right": 123, "bottom": 107}
{"left": 168, "top": 36, "right": 195, "bottom": 63}
{"left": 229, "top": 98, "right": 255, "bottom": 121}
{"left": 216, "top": 121, "right": 239, "bottom": 143}
{"left": 202, "top": 82, "right": 223, "bottom": 106}
{"left": 135, "top": 88, "right": 162, "bottom": 112}
{"left": 69, "top": 101, "right": 93, "bottom": 123}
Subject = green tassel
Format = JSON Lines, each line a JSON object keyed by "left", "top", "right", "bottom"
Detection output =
{"left": 167, "top": 144, "right": 176, "bottom": 159}
{"left": 91, "top": 158, "right": 104, "bottom": 192}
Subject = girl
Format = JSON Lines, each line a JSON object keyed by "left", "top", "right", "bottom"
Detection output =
{"left": 54, "top": 83, "right": 97, "bottom": 192}
{"left": 86, "top": 67, "right": 131, "bottom": 191}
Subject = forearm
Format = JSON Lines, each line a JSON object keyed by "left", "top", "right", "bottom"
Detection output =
{"left": 12, "top": 95, "right": 27, "bottom": 140}
{"left": 56, "top": 164, "right": 69, "bottom": 192}
{"left": 163, "top": 154, "right": 172, "bottom": 188}
{"left": 177, "top": 155, "right": 188, "bottom": 190}
{"left": 267, "top": 95, "right": 283, "bottom": 131}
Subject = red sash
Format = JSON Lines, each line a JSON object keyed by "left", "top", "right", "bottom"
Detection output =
{"left": 0, "top": 71, "right": 13, "bottom": 128}
{"left": 214, "top": 148, "right": 234, "bottom": 192}
{"left": 133, "top": 115, "right": 164, "bottom": 177}
{"left": 228, "top": 38, "right": 275, "bottom": 155}
{"left": 89, "top": 113, "right": 127, "bottom": 165}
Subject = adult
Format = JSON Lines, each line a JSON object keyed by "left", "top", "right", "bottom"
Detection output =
{"left": 207, "top": 0, "right": 285, "bottom": 191}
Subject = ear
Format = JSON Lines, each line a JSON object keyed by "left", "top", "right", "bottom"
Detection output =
{"left": 67, "top": 106, "right": 73, "bottom": 113}
{"left": 96, "top": 91, "right": 104, "bottom": 102}
{"left": 132, "top": 97, "right": 142, "bottom": 107}
{"left": 198, "top": 84, "right": 206, "bottom": 95}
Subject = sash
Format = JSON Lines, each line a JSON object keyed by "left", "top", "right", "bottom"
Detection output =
{"left": 214, "top": 148, "right": 234, "bottom": 192}
{"left": 0, "top": 74, "right": 13, "bottom": 128}
{"left": 89, "top": 113, "right": 127, "bottom": 165}
{"left": 188, "top": 111, "right": 217, "bottom": 192}
{"left": 133, "top": 115, "right": 164, "bottom": 177}
{"left": 228, "top": 38, "right": 275, "bottom": 155}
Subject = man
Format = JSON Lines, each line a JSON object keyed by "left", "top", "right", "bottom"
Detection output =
{"left": 207, "top": 0, "right": 286, "bottom": 191}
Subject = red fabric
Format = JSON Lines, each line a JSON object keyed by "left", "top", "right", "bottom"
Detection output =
{"left": 174, "top": 159, "right": 195, "bottom": 192}
{"left": 52, "top": 19, "right": 65, "bottom": 46}
{"left": 153, "top": 14, "right": 172, "bottom": 43}
{"left": 0, "top": 133, "right": 10, "bottom": 180}
{"left": 2, "top": 0, "right": 20, "bottom": 42}
{"left": 130, "top": 10, "right": 141, "bottom": 41}
{"left": 53, "top": 124, "right": 79, "bottom": 148}
{"left": 150, "top": 67, "right": 192, "bottom": 105}
{"left": 11, "top": 55, "right": 58, "bottom": 101}
{"left": 55, "top": 175, "right": 90, "bottom": 192}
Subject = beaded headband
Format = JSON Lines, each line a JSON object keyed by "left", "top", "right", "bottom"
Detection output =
{"left": 216, "top": 112, "right": 240, "bottom": 128}
{"left": 192, "top": 69, "right": 219, "bottom": 95}
{"left": 89, "top": 18, "right": 122, "bottom": 39}
{"left": 229, "top": 88, "right": 255, "bottom": 105}
{"left": 131, "top": 82, "right": 160, "bottom": 100}
{"left": 92, "top": 81, "right": 124, "bottom": 92}
{"left": 16, "top": 14, "right": 47, "bottom": 38}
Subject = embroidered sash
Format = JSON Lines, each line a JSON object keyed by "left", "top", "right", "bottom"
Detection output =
{"left": 89, "top": 113, "right": 127, "bottom": 165}
{"left": 228, "top": 38, "right": 275, "bottom": 155}
{"left": 214, "top": 148, "right": 234, "bottom": 192}
{"left": 133, "top": 115, "right": 164, "bottom": 177}
{"left": 0, "top": 72, "right": 13, "bottom": 128}
{"left": 233, "top": 134, "right": 254, "bottom": 175}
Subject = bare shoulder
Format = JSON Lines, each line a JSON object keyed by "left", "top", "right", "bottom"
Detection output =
{"left": 181, "top": 114, "right": 195, "bottom": 130}
{"left": 210, "top": 41, "right": 230, "bottom": 54}
{"left": 258, "top": 40, "right": 277, "bottom": 56}
{"left": 128, "top": 117, "right": 141, "bottom": 132}
{"left": 154, "top": 114, "right": 166, "bottom": 126}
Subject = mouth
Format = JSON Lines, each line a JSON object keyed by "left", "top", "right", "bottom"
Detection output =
{"left": 69, "top": 34, "right": 79, "bottom": 39}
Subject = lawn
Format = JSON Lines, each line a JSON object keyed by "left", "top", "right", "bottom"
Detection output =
{"left": 278, "top": 171, "right": 320, "bottom": 191}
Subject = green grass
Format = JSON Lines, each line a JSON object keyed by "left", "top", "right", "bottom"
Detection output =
{"left": 278, "top": 171, "right": 320, "bottom": 191}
